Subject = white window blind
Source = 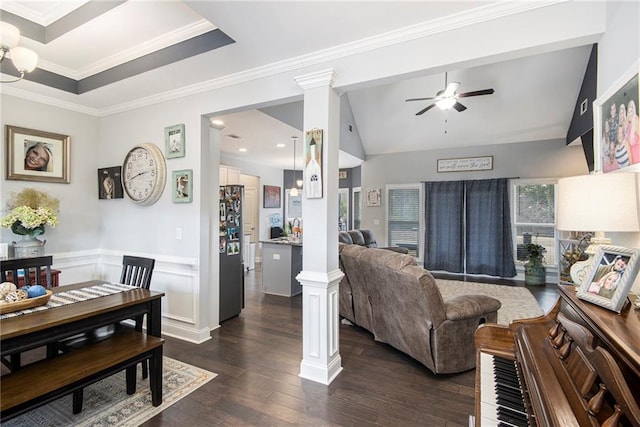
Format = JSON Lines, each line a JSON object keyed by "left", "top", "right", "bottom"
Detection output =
{"left": 387, "top": 185, "right": 421, "bottom": 258}
{"left": 512, "top": 181, "right": 557, "bottom": 266}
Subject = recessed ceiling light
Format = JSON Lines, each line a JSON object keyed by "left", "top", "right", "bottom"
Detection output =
{"left": 276, "top": 143, "right": 286, "bottom": 148}
{"left": 210, "top": 119, "right": 225, "bottom": 130}
{"left": 238, "top": 148, "right": 247, "bottom": 152}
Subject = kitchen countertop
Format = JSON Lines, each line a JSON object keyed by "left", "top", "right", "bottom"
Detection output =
{"left": 261, "top": 237, "right": 302, "bottom": 247}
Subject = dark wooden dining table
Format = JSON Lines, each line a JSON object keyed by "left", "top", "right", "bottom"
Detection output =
{"left": 0, "top": 280, "right": 164, "bottom": 362}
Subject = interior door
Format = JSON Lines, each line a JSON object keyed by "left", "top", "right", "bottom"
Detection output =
{"left": 241, "top": 175, "right": 258, "bottom": 243}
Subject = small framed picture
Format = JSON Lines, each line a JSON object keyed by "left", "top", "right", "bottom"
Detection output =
{"left": 576, "top": 245, "right": 640, "bottom": 313}
{"left": 98, "top": 166, "right": 123, "bottom": 199}
{"left": 172, "top": 169, "right": 193, "bottom": 203}
{"left": 366, "top": 188, "right": 381, "bottom": 207}
{"left": 6, "top": 125, "right": 70, "bottom": 183}
{"left": 165, "top": 124, "right": 185, "bottom": 159}
{"left": 263, "top": 185, "right": 281, "bottom": 208}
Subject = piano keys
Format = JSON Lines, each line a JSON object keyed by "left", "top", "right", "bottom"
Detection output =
{"left": 474, "top": 285, "right": 640, "bottom": 427}
{"left": 479, "top": 352, "right": 530, "bottom": 427}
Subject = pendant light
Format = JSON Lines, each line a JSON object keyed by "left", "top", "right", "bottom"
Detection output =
{"left": 290, "top": 137, "right": 299, "bottom": 196}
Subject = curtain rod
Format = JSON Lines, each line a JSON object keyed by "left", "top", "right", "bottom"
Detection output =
{"left": 421, "top": 176, "right": 520, "bottom": 183}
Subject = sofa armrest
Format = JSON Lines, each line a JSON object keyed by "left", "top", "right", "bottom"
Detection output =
{"left": 444, "top": 295, "right": 501, "bottom": 321}
{"left": 380, "top": 246, "right": 410, "bottom": 254}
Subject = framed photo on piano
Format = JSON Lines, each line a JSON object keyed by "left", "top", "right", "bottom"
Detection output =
{"left": 576, "top": 245, "right": 640, "bottom": 313}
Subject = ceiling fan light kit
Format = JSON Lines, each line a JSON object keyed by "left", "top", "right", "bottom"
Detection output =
{"left": 0, "top": 21, "right": 39, "bottom": 83}
{"left": 406, "top": 72, "right": 494, "bottom": 115}
{"left": 436, "top": 97, "right": 457, "bottom": 110}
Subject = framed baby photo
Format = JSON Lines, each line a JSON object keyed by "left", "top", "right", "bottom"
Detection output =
{"left": 172, "top": 169, "right": 193, "bottom": 203}
{"left": 98, "top": 166, "right": 124, "bottom": 199}
{"left": 6, "top": 125, "right": 70, "bottom": 183}
{"left": 576, "top": 245, "right": 640, "bottom": 313}
{"left": 165, "top": 124, "right": 185, "bottom": 159}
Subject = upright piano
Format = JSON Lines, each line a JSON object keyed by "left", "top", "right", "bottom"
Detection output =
{"left": 474, "top": 284, "right": 640, "bottom": 426}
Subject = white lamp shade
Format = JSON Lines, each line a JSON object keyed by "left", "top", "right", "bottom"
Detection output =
{"left": 436, "top": 97, "right": 456, "bottom": 110}
{"left": 557, "top": 173, "right": 640, "bottom": 232}
{"left": 0, "top": 22, "right": 20, "bottom": 50}
{"left": 10, "top": 46, "right": 38, "bottom": 72}
{"left": 290, "top": 187, "right": 299, "bottom": 197}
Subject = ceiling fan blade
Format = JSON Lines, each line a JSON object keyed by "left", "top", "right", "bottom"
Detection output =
{"left": 452, "top": 102, "right": 467, "bottom": 112}
{"left": 416, "top": 103, "right": 436, "bottom": 115}
{"left": 458, "top": 88, "right": 494, "bottom": 98}
{"left": 405, "top": 97, "right": 435, "bottom": 102}
{"left": 443, "top": 82, "right": 460, "bottom": 97}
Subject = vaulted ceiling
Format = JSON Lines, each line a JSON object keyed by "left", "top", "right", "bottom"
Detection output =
{"left": 0, "top": 1, "right": 597, "bottom": 169}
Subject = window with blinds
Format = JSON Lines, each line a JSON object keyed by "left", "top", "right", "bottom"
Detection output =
{"left": 386, "top": 185, "right": 422, "bottom": 259}
{"left": 353, "top": 188, "right": 361, "bottom": 230}
{"left": 512, "top": 180, "right": 557, "bottom": 266}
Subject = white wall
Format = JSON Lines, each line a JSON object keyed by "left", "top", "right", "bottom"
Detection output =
{"left": 596, "top": 0, "right": 640, "bottom": 293}
{"left": 0, "top": 95, "right": 101, "bottom": 255}
{"left": 362, "top": 138, "right": 588, "bottom": 243}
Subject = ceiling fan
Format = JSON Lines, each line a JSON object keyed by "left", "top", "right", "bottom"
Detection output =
{"left": 405, "top": 72, "right": 494, "bottom": 116}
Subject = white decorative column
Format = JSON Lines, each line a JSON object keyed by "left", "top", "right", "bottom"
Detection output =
{"left": 295, "top": 69, "right": 344, "bottom": 385}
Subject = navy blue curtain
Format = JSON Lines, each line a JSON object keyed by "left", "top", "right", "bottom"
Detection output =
{"left": 424, "top": 181, "right": 464, "bottom": 272}
{"left": 465, "top": 179, "right": 516, "bottom": 277}
{"left": 424, "top": 178, "right": 516, "bottom": 277}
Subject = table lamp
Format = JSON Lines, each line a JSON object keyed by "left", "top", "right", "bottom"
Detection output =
{"left": 556, "top": 172, "right": 639, "bottom": 285}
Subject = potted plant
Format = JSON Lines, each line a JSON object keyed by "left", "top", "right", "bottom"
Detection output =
{"left": 524, "top": 243, "right": 546, "bottom": 285}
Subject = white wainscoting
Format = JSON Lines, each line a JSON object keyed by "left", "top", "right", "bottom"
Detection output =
{"left": 51, "top": 249, "right": 208, "bottom": 344}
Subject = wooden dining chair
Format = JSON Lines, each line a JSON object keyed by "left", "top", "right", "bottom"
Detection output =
{"left": 0, "top": 255, "right": 54, "bottom": 288}
{"left": 119, "top": 255, "right": 155, "bottom": 379}
{"left": 0, "top": 255, "right": 54, "bottom": 371}
{"left": 56, "top": 255, "right": 156, "bottom": 377}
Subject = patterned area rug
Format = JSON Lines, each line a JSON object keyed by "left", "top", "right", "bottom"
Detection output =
{"left": 436, "top": 279, "right": 546, "bottom": 325}
{"left": 3, "top": 357, "right": 217, "bottom": 427}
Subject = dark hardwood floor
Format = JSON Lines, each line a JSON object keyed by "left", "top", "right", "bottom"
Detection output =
{"left": 143, "top": 266, "right": 559, "bottom": 427}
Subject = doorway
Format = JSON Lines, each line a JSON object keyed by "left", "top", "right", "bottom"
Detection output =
{"left": 241, "top": 174, "right": 259, "bottom": 271}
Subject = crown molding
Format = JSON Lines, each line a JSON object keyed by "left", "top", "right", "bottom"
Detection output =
{"left": 295, "top": 69, "right": 337, "bottom": 90}
{"left": 1, "top": 1, "right": 90, "bottom": 26}
{"left": 99, "top": 0, "right": 564, "bottom": 116}
{"left": 38, "top": 20, "right": 217, "bottom": 80}
{"left": 9, "top": 0, "right": 565, "bottom": 117}
{"left": 0, "top": 85, "right": 100, "bottom": 116}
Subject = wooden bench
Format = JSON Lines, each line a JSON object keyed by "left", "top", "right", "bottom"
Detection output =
{"left": 0, "top": 329, "right": 164, "bottom": 421}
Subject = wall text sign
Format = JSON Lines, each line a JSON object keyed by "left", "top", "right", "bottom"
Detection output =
{"left": 437, "top": 156, "right": 493, "bottom": 172}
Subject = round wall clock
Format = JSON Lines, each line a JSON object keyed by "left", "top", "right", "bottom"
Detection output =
{"left": 122, "top": 143, "right": 167, "bottom": 206}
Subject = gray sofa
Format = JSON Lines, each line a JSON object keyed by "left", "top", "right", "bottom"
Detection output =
{"left": 338, "top": 244, "right": 501, "bottom": 374}
{"left": 338, "top": 229, "right": 409, "bottom": 254}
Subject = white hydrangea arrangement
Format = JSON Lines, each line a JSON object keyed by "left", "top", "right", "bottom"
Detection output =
{"left": 0, "top": 188, "right": 59, "bottom": 237}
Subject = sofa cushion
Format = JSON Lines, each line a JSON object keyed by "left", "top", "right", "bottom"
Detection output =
{"left": 360, "top": 230, "right": 378, "bottom": 248}
{"left": 338, "top": 231, "right": 353, "bottom": 245}
{"left": 444, "top": 294, "right": 502, "bottom": 321}
{"left": 347, "top": 230, "right": 366, "bottom": 246}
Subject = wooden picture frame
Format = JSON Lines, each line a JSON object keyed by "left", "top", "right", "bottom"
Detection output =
{"left": 98, "top": 166, "right": 123, "bottom": 199}
{"left": 594, "top": 60, "right": 639, "bottom": 173}
{"left": 172, "top": 169, "right": 193, "bottom": 203}
{"left": 576, "top": 245, "right": 640, "bottom": 313}
{"left": 263, "top": 185, "right": 281, "bottom": 208}
{"left": 6, "top": 125, "right": 70, "bottom": 183}
{"left": 165, "top": 124, "right": 185, "bottom": 159}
